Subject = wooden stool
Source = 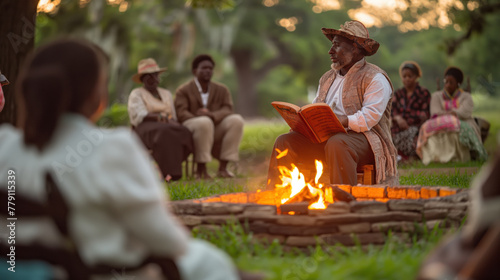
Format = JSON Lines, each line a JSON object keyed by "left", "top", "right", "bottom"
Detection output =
{"left": 357, "top": 164, "right": 374, "bottom": 185}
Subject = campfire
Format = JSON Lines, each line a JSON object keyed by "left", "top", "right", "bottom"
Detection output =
{"left": 170, "top": 148, "right": 468, "bottom": 248}
{"left": 273, "top": 149, "right": 353, "bottom": 212}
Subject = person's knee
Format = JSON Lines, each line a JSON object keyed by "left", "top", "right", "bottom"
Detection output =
{"left": 191, "top": 116, "right": 214, "bottom": 134}
{"left": 230, "top": 114, "right": 244, "bottom": 127}
{"left": 274, "top": 133, "right": 291, "bottom": 148}
{"left": 223, "top": 114, "right": 244, "bottom": 131}
{"left": 326, "top": 133, "right": 350, "bottom": 150}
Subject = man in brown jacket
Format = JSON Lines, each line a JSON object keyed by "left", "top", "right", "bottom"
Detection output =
{"left": 175, "top": 54, "right": 244, "bottom": 179}
{"left": 268, "top": 20, "right": 398, "bottom": 187}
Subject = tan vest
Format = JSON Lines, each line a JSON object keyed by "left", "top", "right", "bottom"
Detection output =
{"left": 319, "top": 59, "right": 399, "bottom": 185}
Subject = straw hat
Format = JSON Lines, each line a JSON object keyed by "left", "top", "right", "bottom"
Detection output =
{"left": 132, "top": 58, "right": 166, "bottom": 83}
{"left": 321, "top": 20, "right": 380, "bottom": 56}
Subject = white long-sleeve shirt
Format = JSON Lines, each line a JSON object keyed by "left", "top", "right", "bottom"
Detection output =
{"left": 0, "top": 114, "right": 188, "bottom": 266}
{"left": 313, "top": 72, "right": 392, "bottom": 132}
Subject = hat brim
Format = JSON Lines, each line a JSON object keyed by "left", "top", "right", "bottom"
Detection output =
{"left": 132, "top": 68, "right": 167, "bottom": 83}
{"left": 321, "top": 28, "right": 379, "bottom": 56}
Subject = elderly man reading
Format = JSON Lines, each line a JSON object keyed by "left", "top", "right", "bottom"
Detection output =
{"left": 267, "top": 20, "right": 398, "bottom": 187}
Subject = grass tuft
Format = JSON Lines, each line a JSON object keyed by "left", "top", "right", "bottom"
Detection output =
{"left": 167, "top": 179, "right": 246, "bottom": 201}
{"left": 399, "top": 170, "right": 475, "bottom": 188}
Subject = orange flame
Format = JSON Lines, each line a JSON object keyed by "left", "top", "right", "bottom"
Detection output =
{"left": 276, "top": 163, "right": 306, "bottom": 204}
{"left": 275, "top": 151, "right": 330, "bottom": 210}
{"left": 309, "top": 160, "right": 327, "bottom": 209}
{"left": 275, "top": 148, "right": 288, "bottom": 159}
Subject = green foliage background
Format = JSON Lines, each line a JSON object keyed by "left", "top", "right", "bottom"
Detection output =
{"left": 34, "top": 0, "right": 500, "bottom": 119}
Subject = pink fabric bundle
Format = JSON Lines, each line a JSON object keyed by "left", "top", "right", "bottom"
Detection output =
{"left": 416, "top": 114, "right": 460, "bottom": 157}
{"left": 424, "top": 114, "right": 460, "bottom": 135}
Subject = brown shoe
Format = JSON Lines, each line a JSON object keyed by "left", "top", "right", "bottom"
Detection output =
{"left": 216, "top": 169, "right": 235, "bottom": 178}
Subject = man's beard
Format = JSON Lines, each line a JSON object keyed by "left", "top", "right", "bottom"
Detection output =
{"left": 330, "top": 62, "right": 343, "bottom": 71}
{"left": 330, "top": 51, "right": 354, "bottom": 71}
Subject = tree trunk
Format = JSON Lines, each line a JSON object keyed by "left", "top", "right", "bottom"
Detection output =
{"left": 0, "top": 0, "right": 39, "bottom": 126}
{"left": 231, "top": 48, "right": 259, "bottom": 117}
{"left": 231, "top": 38, "right": 293, "bottom": 118}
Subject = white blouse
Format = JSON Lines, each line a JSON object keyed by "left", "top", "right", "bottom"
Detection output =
{"left": 127, "top": 87, "right": 177, "bottom": 127}
{"left": 0, "top": 114, "right": 188, "bottom": 266}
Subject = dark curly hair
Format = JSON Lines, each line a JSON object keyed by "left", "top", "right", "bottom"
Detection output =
{"left": 192, "top": 54, "right": 215, "bottom": 71}
{"left": 444, "top": 66, "right": 464, "bottom": 84}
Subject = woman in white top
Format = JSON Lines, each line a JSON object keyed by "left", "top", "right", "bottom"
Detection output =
{"left": 0, "top": 39, "right": 238, "bottom": 280}
{"left": 128, "top": 58, "right": 193, "bottom": 181}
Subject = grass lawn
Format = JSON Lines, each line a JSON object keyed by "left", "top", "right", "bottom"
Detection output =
{"left": 165, "top": 95, "right": 498, "bottom": 279}
{"left": 167, "top": 167, "right": 471, "bottom": 279}
{"left": 192, "top": 222, "right": 452, "bottom": 280}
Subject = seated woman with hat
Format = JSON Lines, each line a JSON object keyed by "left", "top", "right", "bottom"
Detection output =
{"left": 128, "top": 58, "right": 193, "bottom": 181}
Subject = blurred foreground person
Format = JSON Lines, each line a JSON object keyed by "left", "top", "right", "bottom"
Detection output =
{"left": 0, "top": 39, "right": 238, "bottom": 280}
{"left": 418, "top": 136, "right": 500, "bottom": 280}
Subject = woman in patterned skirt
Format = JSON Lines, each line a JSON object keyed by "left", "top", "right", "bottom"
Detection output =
{"left": 391, "top": 61, "right": 431, "bottom": 161}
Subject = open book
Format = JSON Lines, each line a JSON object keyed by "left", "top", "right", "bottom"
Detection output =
{"left": 272, "top": 101, "right": 347, "bottom": 143}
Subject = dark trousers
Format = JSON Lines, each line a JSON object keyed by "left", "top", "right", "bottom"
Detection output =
{"left": 267, "top": 131, "right": 374, "bottom": 187}
{"left": 135, "top": 122, "right": 193, "bottom": 180}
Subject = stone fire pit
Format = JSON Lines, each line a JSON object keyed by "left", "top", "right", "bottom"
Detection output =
{"left": 171, "top": 185, "right": 469, "bottom": 248}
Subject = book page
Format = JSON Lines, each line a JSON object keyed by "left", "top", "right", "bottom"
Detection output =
{"left": 299, "top": 103, "right": 346, "bottom": 143}
{"left": 272, "top": 102, "right": 319, "bottom": 143}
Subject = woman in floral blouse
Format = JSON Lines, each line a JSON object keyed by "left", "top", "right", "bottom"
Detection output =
{"left": 391, "top": 61, "right": 431, "bottom": 160}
